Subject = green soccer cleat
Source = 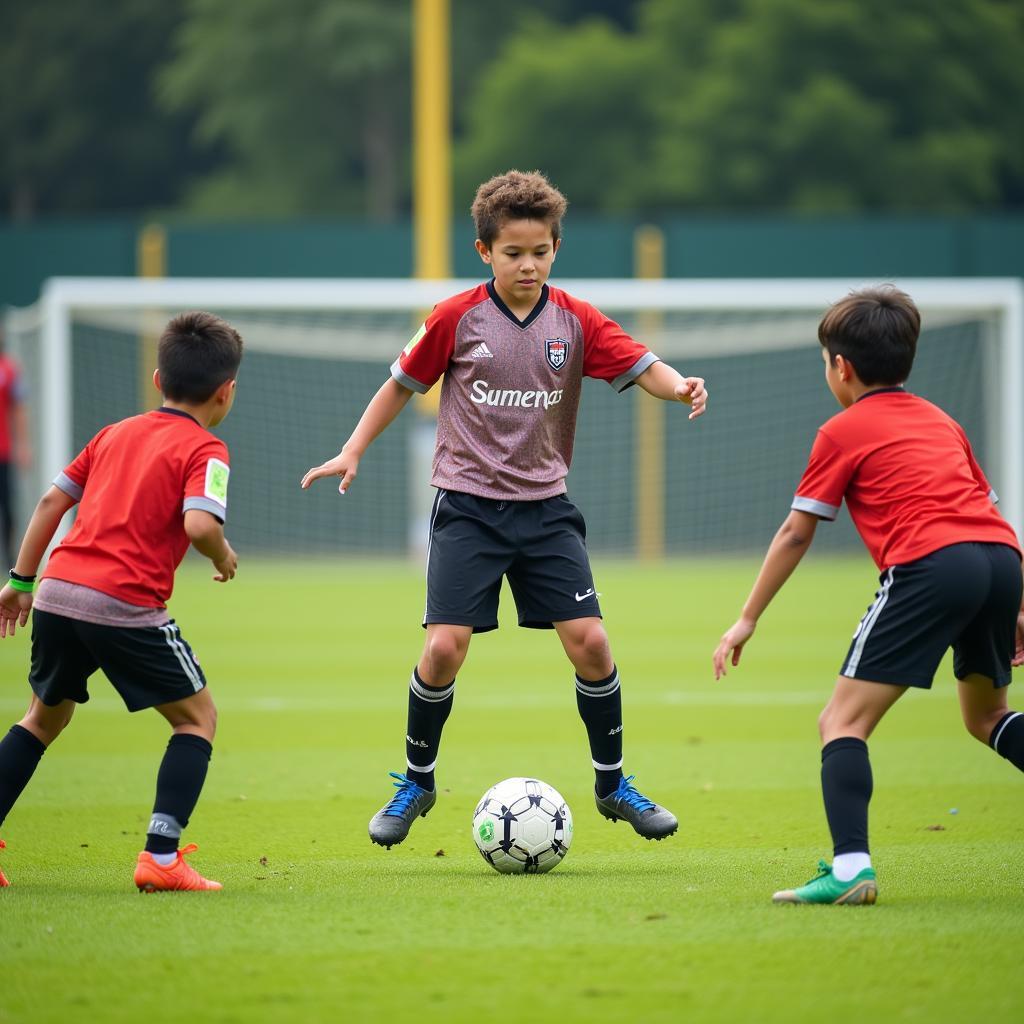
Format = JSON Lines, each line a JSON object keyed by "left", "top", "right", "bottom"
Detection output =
{"left": 772, "top": 860, "right": 878, "bottom": 905}
{"left": 368, "top": 772, "right": 436, "bottom": 850}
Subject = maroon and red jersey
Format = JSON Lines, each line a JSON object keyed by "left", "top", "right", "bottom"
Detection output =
{"left": 793, "top": 388, "right": 1020, "bottom": 570}
{"left": 0, "top": 353, "right": 26, "bottom": 460}
{"left": 391, "top": 281, "right": 658, "bottom": 500}
{"left": 43, "top": 408, "right": 230, "bottom": 608}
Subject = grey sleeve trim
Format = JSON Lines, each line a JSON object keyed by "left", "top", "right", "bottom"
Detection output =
{"left": 183, "top": 496, "right": 226, "bottom": 524}
{"left": 611, "top": 352, "right": 660, "bottom": 393}
{"left": 390, "top": 359, "right": 430, "bottom": 395}
{"left": 54, "top": 472, "right": 83, "bottom": 502}
{"left": 989, "top": 488, "right": 1000, "bottom": 505}
{"left": 791, "top": 495, "right": 839, "bottom": 520}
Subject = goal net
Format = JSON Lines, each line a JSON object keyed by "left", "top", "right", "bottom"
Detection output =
{"left": 6, "top": 278, "right": 1022, "bottom": 558}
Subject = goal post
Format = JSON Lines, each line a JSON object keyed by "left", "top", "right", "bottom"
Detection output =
{"left": 7, "top": 276, "right": 1023, "bottom": 556}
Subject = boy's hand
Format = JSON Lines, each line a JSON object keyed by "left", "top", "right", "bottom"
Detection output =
{"left": 0, "top": 583, "right": 33, "bottom": 638}
{"left": 1013, "top": 610, "right": 1024, "bottom": 667}
{"left": 674, "top": 377, "right": 708, "bottom": 420}
{"left": 212, "top": 543, "right": 238, "bottom": 583}
{"left": 301, "top": 449, "right": 360, "bottom": 495}
{"left": 713, "top": 616, "right": 756, "bottom": 680}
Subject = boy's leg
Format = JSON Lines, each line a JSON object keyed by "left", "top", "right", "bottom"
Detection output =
{"left": 555, "top": 616, "right": 677, "bottom": 841}
{"left": 134, "top": 688, "right": 221, "bottom": 892}
{"left": 0, "top": 697, "right": 76, "bottom": 883}
{"left": 774, "top": 676, "right": 905, "bottom": 905}
{"left": 958, "top": 674, "right": 1024, "bottom": 771}
{"left": 369, "top": 623, "right": 471, "bottom": 849}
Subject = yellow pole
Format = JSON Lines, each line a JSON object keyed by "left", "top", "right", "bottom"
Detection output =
{"left": 413, "top": 0, "right": 451, "bottom": 282}
{"left": 137, "top": 223, "right": 166, "bottom": 412}
{"left": 634, "top": 225, "right": 666, "bottom": 560}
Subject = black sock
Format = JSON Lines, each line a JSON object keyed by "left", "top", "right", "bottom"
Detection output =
{"left": 0, "top": 725, "right": 47, "bottom": 829}
{"left": 821, "top": 737, "right": 873, "bottom": 856}
{"left": 576, "top": 666, "right": 623, "bottom": 798}
{"left": 404, "top": 668, "right": 454, "bottom": 792}
{"left": 989, "top": 711, "right": 1024, "bottom": 772}
{"left": 145, "top": 734, "right": 213, "bottom": 855}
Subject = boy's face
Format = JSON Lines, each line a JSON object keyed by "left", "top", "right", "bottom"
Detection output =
{"left": 476, "top": 218, "right": 559, "bottom": 309}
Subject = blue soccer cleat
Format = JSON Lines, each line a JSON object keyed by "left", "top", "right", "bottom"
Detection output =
{"left": 595, "top": 774, "right": 678, "bottom": 841}
{"left": 368, "top": 772, "right": 437, "bottom": 850}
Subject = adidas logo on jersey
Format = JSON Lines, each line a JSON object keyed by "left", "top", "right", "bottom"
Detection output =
{"left": 469, "top": 342, "right": 494, "bottom": 358}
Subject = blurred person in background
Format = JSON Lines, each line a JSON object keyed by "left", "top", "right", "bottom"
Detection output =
{"left": 0, "top": 323, "right": 31, "bottom": 569}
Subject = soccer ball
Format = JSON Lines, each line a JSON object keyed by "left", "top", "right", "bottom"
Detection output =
{"left": 472, "top": 777, "right": 573, "bottom": 874}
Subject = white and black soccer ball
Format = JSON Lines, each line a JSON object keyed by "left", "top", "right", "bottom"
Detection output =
{"left": 472, "top": 777, "right": 573, "bottom": 874}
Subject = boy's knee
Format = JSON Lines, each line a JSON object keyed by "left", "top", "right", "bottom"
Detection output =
{"left": 962, "top": 706, "right": 1005, "bottom": 745}
{"left": 423, "top": 630, "right": 468, "bottom": 679}
{"left": 22, "top": 700, "right": 75, "bottom": 745}
{"left": 565, "top": 621, "right": 612, "bottom": 676}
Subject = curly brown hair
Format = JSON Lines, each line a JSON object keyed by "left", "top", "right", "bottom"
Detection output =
{"left": 471, "top": 170, "right": 568, "bottom": 247}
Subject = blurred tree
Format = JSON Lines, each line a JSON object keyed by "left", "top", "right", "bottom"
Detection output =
{"left": 455, "top": 17, "right": 657, "bottom": 212}
{"left": 0, "top": 0, "right": 212, "bottom": 220}
{"left": 456, "top": 0, "right": 1024, "bottom": 213}
{"left": 160, "top": 0, "right": 410, "bottom": 219}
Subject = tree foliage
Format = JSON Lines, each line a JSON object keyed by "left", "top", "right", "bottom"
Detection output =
{"left": 457, "top": 0, "right": 1024, "bottom": 213}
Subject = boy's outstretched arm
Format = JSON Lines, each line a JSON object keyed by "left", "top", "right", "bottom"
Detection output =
{"left": 301, "top": 377, "right": 414, "bottom": 494}
{"left": 184, "top": 510, "right": 237, "bottom": 582}
{"left": 0, "top": 485, "right": 77, "bottom": 637}
{"left": 712, "top": 510, "right": 820, "bottom": 680}
{"left": 634, "top": 361, "right": 707, "bottom": 420}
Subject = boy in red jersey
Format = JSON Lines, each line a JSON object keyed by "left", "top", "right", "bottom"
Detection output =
{"left": 713, "top": 286, "right": 1024, "bottom": 905}
{"left": 0, "top": 324, "right": 32, "bottom": 569}
{"left": 303, "top": 170, "right": 708, "bottom": 850}
{"left": 0, "top": 311, "right": 241, "bottom": 892}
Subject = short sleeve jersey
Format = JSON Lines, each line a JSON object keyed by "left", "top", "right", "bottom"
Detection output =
{"left": 391, "top": 280, "right": 658, "bottom": 500}
{"left": 793, "top": 388, "right": 1020, "bottom": 570}
{"left": 0, "top": 353, "right": 26, "bottom": 460}
{"left": 43, "top": 408, "right": 231, "bottom": 608}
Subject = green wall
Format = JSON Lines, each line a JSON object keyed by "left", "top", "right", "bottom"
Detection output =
{"left": 2, "top": 215, "right": 1022, "bottom": 310}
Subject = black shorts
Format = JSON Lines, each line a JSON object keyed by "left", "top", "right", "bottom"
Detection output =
{"left": 423, "top": 490, "right": 602, "bottom": 632}
{"left": 840, "top": 542, "right": 1022, "bottom": 689}
{"left": 29, "top": 609, "right": 208, "bottom": 712}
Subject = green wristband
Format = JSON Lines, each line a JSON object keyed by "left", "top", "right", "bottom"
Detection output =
{"left": 8, "top": 578, "right": 34, "bottom": 593}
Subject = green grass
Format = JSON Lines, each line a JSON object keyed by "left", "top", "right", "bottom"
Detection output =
{"left": 1, "top": 555, "right": 1022, "bottom": 1024}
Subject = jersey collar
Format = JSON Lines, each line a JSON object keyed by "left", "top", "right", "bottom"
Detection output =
{"left": 486, "top": 279, "right": 549, "bottom": 329}
{"left": 855, "top": 385, "right": 906, "bottom": 403}
{"left": 155, "top": 406, "right": 201, "bottom": 425}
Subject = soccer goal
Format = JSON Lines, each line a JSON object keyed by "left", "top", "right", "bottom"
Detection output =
{"left": 6, "top": 277, "right": 1022, "bottom": 557}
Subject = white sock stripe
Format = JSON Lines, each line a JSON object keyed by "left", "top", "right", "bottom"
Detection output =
{"left": 409, "top": 674, "right": 454, "bottom": 702}
{"left": 992, "top": 711, "right": 1022, "bottom": 753}
{"left": 160, "top": 624, "right": 203, "bottom": 692}
{"left": 592, "top": 758, "right": 624, "bottom": 771}
{"left": 407, "top": 757, "right": 437, "bottom": 773}
{"left": 843, "top": 568, "right": 894, "bottom": 677}
{"left": 575, "top": 672, "right": 620, "bottom": 697}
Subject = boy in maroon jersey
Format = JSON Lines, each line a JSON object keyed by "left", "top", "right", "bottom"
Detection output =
{"left": 714, "top": 286, "right": 1024, "bottom": 905}
{"left": 303, "top": 169, "right": 708, "bottom": 850}
{"left": 0, "top": 311, "right": 242, "bottom": 892}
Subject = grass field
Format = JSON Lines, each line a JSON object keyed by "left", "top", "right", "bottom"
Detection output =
{"left": 1, "top": 555, "right": 1022, "bottom": 1024}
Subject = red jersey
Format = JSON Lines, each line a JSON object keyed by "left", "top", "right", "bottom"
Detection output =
{"left": 0, "top": 353, "right": 26, "bottom": 460}
{"left": 391, "top": 281, "right": 657, "bottom": 500}
{"left": 793, "top": 388, "right": 1020, "bottom": 569}
{"left": 43, "top": 408, "right": 230, "bottom": 607}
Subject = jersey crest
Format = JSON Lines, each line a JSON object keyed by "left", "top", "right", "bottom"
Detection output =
{"left": 545, "top": 338, "right": 569, "bottom": 370}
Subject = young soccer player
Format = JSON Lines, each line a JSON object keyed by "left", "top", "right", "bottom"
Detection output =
{"left": 713, "top": 286, "right": 1024, "bottom": 905}
{"left": 303, "top": 169, "right": 708, "bottom": 849}
{"left": 0, "top": 311, "right": 242, "bottom": 892}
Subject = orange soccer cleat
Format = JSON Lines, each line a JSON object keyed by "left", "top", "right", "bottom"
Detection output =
{"left": 0, "top": 838, "right": 9, "bottom": 887}
{"left": 134, "top": 843, "right": 222, "bottom": 892}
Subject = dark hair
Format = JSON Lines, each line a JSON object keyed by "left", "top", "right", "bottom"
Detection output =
{"left": 818, "top": 286, "right": 920, "bottom": 386}
{"left": 471, "top": 170, "right": 568, "bottom": 247}
{"left": 158, "top": 311, "right": 243, "bottom": 403}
